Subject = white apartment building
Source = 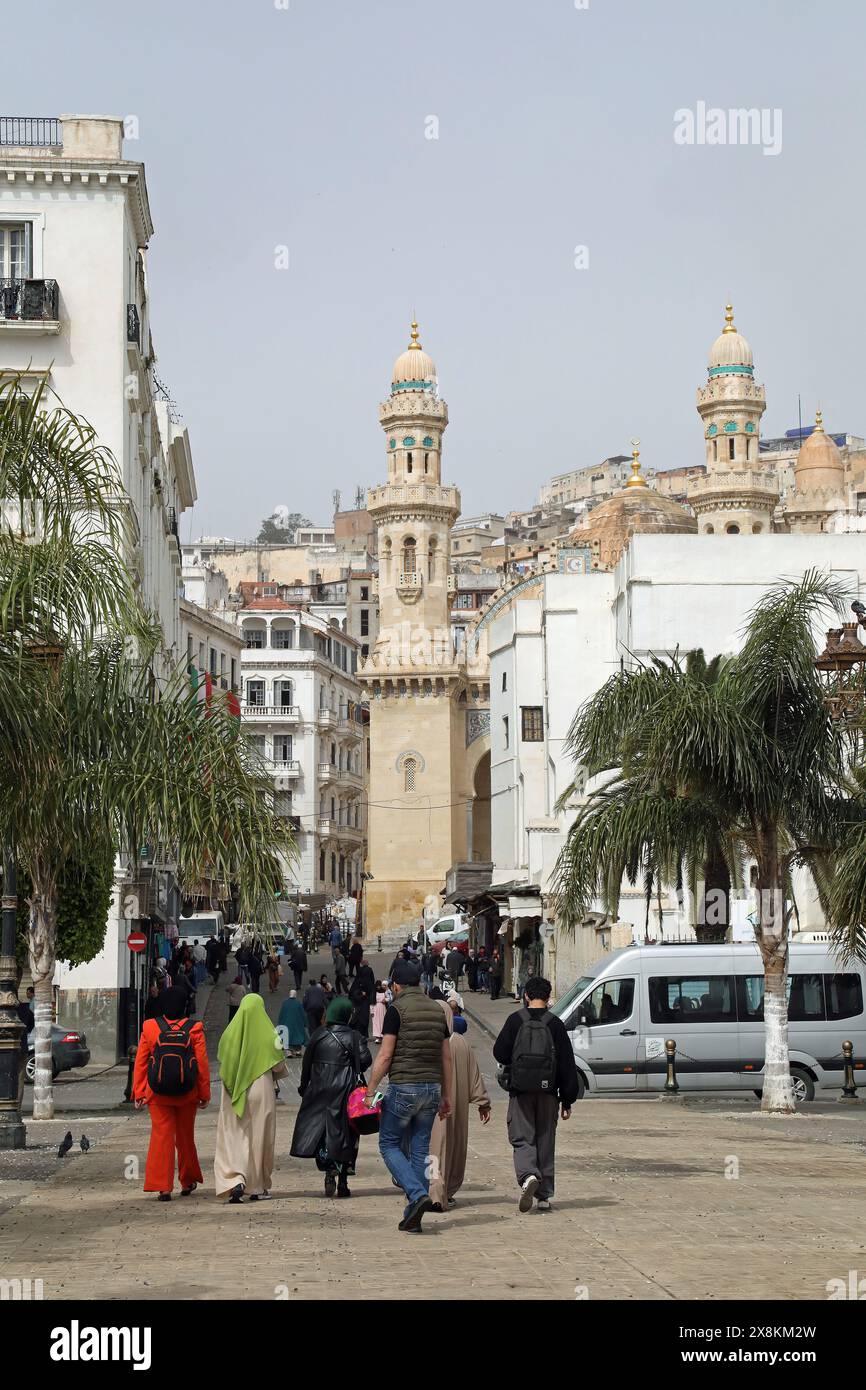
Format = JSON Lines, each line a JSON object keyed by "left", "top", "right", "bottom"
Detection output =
{"left": 0, "top": 114, "right": 198, "bottom": 1059}
{"left": 485, "top": 533, "right": 866, "bottom": 993}
{"left": 238, "top": 600, "right": 367, "bottom": 901}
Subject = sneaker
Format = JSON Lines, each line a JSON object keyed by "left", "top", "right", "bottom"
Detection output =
{"left": 399, "top": 1195, "right": 434, "bottom": 1232}
{"left": 249, "top": 1191, "right": 271, "bottom": 1201}
{"left": 536, "top": 1198, "right": 551, "bottom": 1213}
{"left": 518, "top": 1175, "right": 539, "bottom": 1213}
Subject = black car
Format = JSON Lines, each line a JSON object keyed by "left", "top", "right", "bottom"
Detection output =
{"left": 25, "top": 1025, "right": 90, "bottom": 1082}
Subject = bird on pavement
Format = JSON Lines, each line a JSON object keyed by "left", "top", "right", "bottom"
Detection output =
{"left": 80, "top": 1134, "right": 90, "bottom": 1153}
{"left": 58, "top": 1131, "right": 73, "bottom": 1158}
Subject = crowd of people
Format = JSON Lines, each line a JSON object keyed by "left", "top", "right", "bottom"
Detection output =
{"left": 133, "top": 926, "right": 579, "bottom": 1231}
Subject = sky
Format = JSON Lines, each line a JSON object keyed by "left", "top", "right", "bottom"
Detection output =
{"left": 15, "top": 0, "right": 866, "bottom": 540}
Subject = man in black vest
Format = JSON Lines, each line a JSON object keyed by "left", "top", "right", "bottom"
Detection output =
{"left": 365, "top": 960, "right": 452, "bottom": 1233}
{"left": 493, "top": 975, "right": 579, "bottom": 1214}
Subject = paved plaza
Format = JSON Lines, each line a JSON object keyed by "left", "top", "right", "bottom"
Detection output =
{"left": 2, "top": 953, "right": 866, "bottom": 1302}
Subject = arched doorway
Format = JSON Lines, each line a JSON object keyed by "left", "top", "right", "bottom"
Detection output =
{"left": 471, "top": 751, "right": 491, "bottom": 861}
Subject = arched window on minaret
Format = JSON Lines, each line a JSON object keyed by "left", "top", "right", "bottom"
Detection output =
{"left": 407, "top": 452, "right": 413, "bottom": 474}
{"left": 404, "top": 757, "right": 417, "bottom": 792}
{"left": 729, "top": 438, "right": 735, "bottom": 461}
{"left": 712, "top": 439, "right": 718, "bottom": 463}
{"left": 402, "top": 536, "right": 416, "bottom": 576}
{"left": 428, "top": 536, "right": 437, "bottom": 580}
{"left": 424, "top": 452, "right": 429, "bottom": 474}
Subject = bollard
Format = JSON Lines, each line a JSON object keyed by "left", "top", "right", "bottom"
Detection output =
{"left": 121, "top": 1045, "right": 137, "bottom": 1104}
{"left": 840, "top": 1040, "right": 860, "bottom": 1101}
{"left": 663, "top": 1038, "right": 679, "bottom": 1094}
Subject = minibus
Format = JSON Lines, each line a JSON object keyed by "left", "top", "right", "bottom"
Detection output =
{"left": 550, "top": 939, "right": 866, "bottom": 1101}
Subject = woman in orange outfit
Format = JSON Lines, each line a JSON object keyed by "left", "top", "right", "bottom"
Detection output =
{"left": 133, "top": 985, "right": 210, "bottom": 1201}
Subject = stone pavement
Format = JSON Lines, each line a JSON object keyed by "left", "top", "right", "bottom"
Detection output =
{"left": 2, "top": 952, "right": 866, "bottom": 1301}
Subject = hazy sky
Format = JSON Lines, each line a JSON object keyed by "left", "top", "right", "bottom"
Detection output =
{"left": 16, "top": 0, "right": 866, "bottom": 539}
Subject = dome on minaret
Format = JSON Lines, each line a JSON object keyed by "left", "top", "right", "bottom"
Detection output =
{"left": 391, "top": 320, "right": 437, "bottom": 393}
{"left": 708, "top": 303, "right": 754, "bottom": 374}
{"left": 794, "top": 410, "right": 844, "bottom": 493}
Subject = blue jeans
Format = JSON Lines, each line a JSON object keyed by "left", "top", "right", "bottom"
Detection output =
{"left": 378, "top": 1083, "right": 441, "bottom": 1213}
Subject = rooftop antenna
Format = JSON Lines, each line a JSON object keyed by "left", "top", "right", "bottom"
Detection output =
{"left": 332, "top": 488, "right": 341, "bottom": 515}
{"left": 354, "top": 485, "right": 365, "bottom": 511}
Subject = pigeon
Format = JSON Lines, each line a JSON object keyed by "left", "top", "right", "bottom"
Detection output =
{"left": 852, "top": 600, "right": 866, "bottom": 625}
{"left": 58, "top": 1131, "right": 73, "bottom": 1158}
{"left": 80, "top": 1134, "right": 90, "bottom": 1153}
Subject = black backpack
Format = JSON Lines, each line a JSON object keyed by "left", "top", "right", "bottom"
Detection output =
{"left": 508, "top": 1008, "right": 558, "bottom": 1094}
{"left": 147, "top": 1018, "right": 198, "bottom": 1096}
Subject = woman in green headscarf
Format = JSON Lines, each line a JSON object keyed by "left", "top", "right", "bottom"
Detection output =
{"left": 214, "top": 993, "right": 288, "bottom": 1203}
{"left": 290, "top": 995, "right": 372, "bottom": 1198}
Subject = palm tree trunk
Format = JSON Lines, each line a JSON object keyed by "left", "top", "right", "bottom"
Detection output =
{"left": 28, "top": 872, "right": 58, "bottom": 1120}
{"left": 696, "top": 841, "right": 730, "bottom": 944}
{"left": 755, "top": 832, "right": 795, "bottom": 1114}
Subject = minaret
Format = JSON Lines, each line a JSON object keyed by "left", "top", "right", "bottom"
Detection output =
{"left": 688, "top": 304, "right": 778, "bottom": 534}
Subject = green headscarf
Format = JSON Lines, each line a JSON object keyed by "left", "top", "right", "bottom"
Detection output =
{"left": 326, "top": 995, "right": 353, "bottom": 1025}
{"left": 218, "top": 993, "right": 283, "bottom": 1117}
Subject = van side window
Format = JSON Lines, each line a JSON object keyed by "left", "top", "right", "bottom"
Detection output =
{"left": 649, "top": 976, "right": 736, "bottom": 1024}
{"left": 737, "top": 974, "right": 826, "bottom": 1023}
{"left": 825, "top": 973, "right": 863, "bottom": 1021}
{"left": 579, "top": 978, "right": 634, "bottom": 1025}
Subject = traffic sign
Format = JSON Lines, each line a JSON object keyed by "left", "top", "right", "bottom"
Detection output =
{"left": 126, "top": 931, "right": 147, "bottom": 953}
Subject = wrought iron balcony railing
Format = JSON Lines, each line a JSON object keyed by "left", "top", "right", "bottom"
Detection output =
{"left": 0, "top": 117, "right": 61, "bottom": 147}
{"left": 0, "top": 278, "right": 59, "bottom": 322}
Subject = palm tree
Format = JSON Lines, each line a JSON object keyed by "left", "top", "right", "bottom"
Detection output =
{"left": 552, "top": 572, "right": 852, "bottom": 1113}
{"left": 0, "top": 377, "right": 294, "bottom": 1118}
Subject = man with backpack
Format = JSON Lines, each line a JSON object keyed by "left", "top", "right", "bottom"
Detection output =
{"left": 492, "top": 975, "right": 580, "bottom": 1214}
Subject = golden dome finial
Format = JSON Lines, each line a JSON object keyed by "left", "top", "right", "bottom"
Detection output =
{"left": 723, "top": 303, "right": 736, "bottom": 334}
{"left": 408, "top": 318, "right": 422, "bottom": 351}
{"left": 625, "top": 437, "right": 647, "bottom": 488}
{"left": 814, "top": 407, "right": 824, "bottom": 433}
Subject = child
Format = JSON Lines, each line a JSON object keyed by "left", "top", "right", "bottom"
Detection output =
{"left": 371, "top": 981, "right": 387, "bottom": 1043}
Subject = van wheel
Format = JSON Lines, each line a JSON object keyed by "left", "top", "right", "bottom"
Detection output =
{"left": 753, "top": 1088, "right": 763, "bottom": 1099}
{"left": 790, "top": 1067, "right": 814, "bottom": 1103}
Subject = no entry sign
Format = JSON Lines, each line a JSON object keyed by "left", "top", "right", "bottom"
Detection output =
{"left": 126, "top": 931, "right": 147, "bottom": 953}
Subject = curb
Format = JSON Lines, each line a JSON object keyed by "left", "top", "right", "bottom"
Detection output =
{"left": 462, "top": 996, "right": 519, "bottom": 1042}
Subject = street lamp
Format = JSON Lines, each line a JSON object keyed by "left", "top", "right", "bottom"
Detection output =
{"left": 814, "top": 604, "right": 866, "bottom": 723}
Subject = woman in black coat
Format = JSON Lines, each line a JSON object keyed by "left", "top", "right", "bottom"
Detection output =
{"left": 290, "top": 996, "right": 372, "bottom": 1198}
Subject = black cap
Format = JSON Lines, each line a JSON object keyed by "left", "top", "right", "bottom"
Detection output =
{"left": 393, "top": 960, "right": 421, "bottom": 987}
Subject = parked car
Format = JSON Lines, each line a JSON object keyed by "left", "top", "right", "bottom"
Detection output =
{"left": 423, "top": 914, "right": 471, "bottom": 956}
{"left": 25, "top": 1025, "right": 90, "bottom": 1082}
{"left": 551, "top": 939, "right": 866, "bottom": 1102}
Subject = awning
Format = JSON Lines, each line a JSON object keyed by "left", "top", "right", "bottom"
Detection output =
{"left": 508, "top": 894, "right": 543, "bottom": 919}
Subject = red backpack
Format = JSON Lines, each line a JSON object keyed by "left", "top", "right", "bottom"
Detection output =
{"left": 147, "top": 1018, "right": 199, "bottom": 1096}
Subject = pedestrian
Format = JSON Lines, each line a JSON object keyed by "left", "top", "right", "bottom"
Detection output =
{"left": 427, "top": 1001, "right": 491, "bottom": 1212}
{"left": 329, "top": 921, "right": 342, "bottom": 968}
{"left": 277, "top": 990, "right": 308, "bottom": 1057}
{"left": 303, "top": 978, "right": 327, "bottom": 1036}
{"left": 488, "top": 948, "right": 503, "bottom": 1001}
{"left": 420, "top": 947, "right": 434, "bottom": 995}
{"left": 348, "top": 956, "right": 376, "bottom": 1037}
{"left": 333, "top": 948, "right": 349, "bottom": 995}
{"left": 492, "top": 975, "right": 580, "bottom": 1214}
{"left": 266, "top": 949, "right": 281, "bottom": 993}
{"left": 235, "top": 941, "right": 251, "bottom": 987}
{"left": 289, "top": 941, "right": 307, "bottom": 992}
{"left": 247, "top": 945, "right": 264, "bottom": 995}
{"left": 174, "top": 958, "right": 196, "bottom": 1017}
{"left": 216, "top": 936, "right": 229, "bottom": 977}
{"left": 371, "top": 982, "right": 387, "bottom": 1043}
{"left": 133, "top": 985, "right": 210, "bottom": 1201}
{"left": 191, "top": 938, "right": 207, "bottom": 987}
{"left": 214, "top": 993, "right": 288, "bottom": 1203}
{"left": 227, "top": 973, "right": 246, "bottom": 1022}
{"left": 477, "top": 948, "right": 489, "bottom": 994}
{"left": 144, "top": 981, "right": 163, "bottom": 1020}
{"left": 205, "top": 935, "right": 221, "bottom": 986}
{"left": 347, "top": 936, "right": 363, "bottom": 979}
{"left": 363, "top": 960, "right": 452, "bottom": 1234}
{"left": 445, "top": 946, "right": 465, "bottom": 986}
{"left": 466, "top": 951, "right": 479, "bottom": 994}
{"left": 290, "top": 995, "right": 373, "bottom": 1199}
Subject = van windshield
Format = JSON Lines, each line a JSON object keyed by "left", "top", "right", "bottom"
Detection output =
{"left": 551, "top": 975, "right": 596, "bottom": 1018}
{"left": 178, "top": 916, "right": 220, "bottom": 939}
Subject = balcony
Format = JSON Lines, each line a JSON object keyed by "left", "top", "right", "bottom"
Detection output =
{"left": 317, "top": 708, "right": 337, "bottom": 728}
{"left": 270, "top": 759, "right": 300, "bottom": 777}
{"left": 318, "top": 761, "right": 337, "bottom": 781}
{"left": 0, "top": 279, "right": 60, "bottom": 333}
{"left": 317, "top": 817, "right": 338, "bottom": 838}
{"left": 398, "top": 570, "right": 422, "bottom": 590}
{"left": 242, "top": 703, "right": 300, "bottom": 721}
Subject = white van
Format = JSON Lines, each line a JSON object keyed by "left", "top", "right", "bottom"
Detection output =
{"left": 176, "top": 910, "right": 225, "bottom": 944}
{"left": 551, "top": 941, "right": 866, "bottom": 1103}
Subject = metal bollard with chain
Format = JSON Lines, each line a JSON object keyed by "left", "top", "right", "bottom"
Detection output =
{"left": 840, "top": 1040, "right": 860, "bottom": 1102}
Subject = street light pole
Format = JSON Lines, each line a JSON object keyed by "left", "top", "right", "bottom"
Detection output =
{"left": 0, "top": 839, "right": 26, "bottom": 1149}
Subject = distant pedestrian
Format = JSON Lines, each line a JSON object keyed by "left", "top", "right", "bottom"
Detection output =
{"left": 235, "top": 942, "right": 251, "bottom": 987}
{"left": 277, "top": 990, "right": 308, "bottom": 1057}
{"left": 466, "top": 951, "right": 479, "bottom": 993}
{"left": 133, "top": 985, "right": 210, "bottom": 1200}
{"left": 488, "top": 949, "right": 503, "bottom": 1001}
{"left": 363, "top": 960, "right": 452, "bottom": 1234}
{"left": 329, "top": 922, "right": 342, "bottom": 967}
{"left": 445, "top": 946, "right": 465, "bottom": 986}
{"left": 347, "top": 937, "right": 364, "bottom": 978}
{"left": 192, "top": 939, "right": 207, "bottom": 987}
{"left": 371, "top": 982, "right": 387, "bottom": 1042}
{"left": 333, "top": 949, "right": 349, "bottom": 995}
{"left": 290, "top": 996, "right": 373, "bottom": 1199}
{"left": 477, "top": 948, "right": 489, "bottom": 994}
{"left": 214, "top": 993, "right": 287, "bottom": 1203}
{"left": 266, "top": 950, "right": 281, "bottom": 993}
{"left": 205, "top": 936, "right": 221, "bottom": 985}
{"left": 227, "top": 974, "right": 246, "bottom": 1022}
{"left": 303, "top": 979, "right": 327, "bottom": 1036}
{"left": 348, "top": 957, "right": 376, "bottom": 1037}
{"left": 289, "top": 942, "right": 307, "bottom": 992}
{"left": 247, "top": 947, "right": 264, "bottom": 995}
{"left": 492, "top": 975, "right": 580, "bottom": 1214}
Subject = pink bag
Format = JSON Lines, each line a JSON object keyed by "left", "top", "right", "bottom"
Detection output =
{"left": 347, "top": 1085, "right": 382, "bottom": 1135}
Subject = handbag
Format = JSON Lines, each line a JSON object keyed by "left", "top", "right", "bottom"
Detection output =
{"left": 326, "top": 1028, "right": 381, "bottom": 1134}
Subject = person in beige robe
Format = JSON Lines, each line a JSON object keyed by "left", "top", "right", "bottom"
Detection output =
{"left": 214, "top": 993, "right": 288, "bottom": 1202}
{"left": 428, "top": 1008, "right": 491, "bottom": 1211}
